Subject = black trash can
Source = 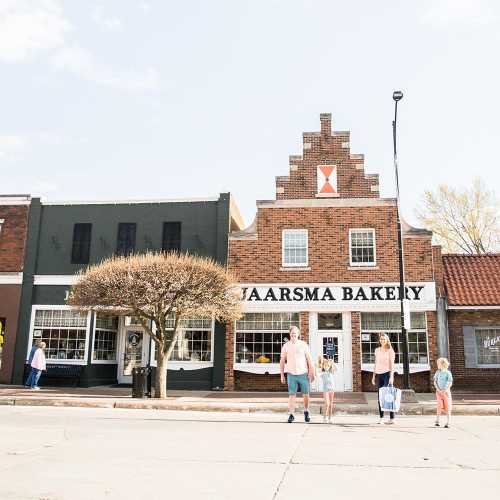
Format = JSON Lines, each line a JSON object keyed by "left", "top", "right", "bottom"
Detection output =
{"left": 132, "top": 367, "right": 150, "bottom": 398}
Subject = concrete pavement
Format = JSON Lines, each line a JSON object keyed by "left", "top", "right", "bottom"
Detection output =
{"left": 0, "top": 406, "right": 499, "bottom": 499}
{"left": 1, "top": 385, "right": 500, "bottom": 415}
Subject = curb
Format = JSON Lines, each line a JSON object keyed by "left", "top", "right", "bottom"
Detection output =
{"left": 1, "top": 397, "right": 500, "bottom": 416}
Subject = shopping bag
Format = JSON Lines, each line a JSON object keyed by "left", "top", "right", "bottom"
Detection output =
{"left": 378, "top": 384, "right": 401, "bottom": 412}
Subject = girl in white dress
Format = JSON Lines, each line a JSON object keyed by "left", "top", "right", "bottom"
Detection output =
{"left": 317, "top": 356, "right": 337, "bottom": 424}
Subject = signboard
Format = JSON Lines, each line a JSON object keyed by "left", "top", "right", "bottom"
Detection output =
{"left": 325, "top": 342, "right": 336, "bottom": 358}
{"left": 241, "top": 282, "right": 437, "bottom": 312}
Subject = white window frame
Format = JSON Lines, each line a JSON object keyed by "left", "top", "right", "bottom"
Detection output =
{"left": 233, "top": 312, "right": 300, "bottom": 374}
{"left": 473, "top": 327, "right": 500, "bottom": 368}
{"left": 349, "top": 228, "right": 376, "bottom": 267}
{"left": 149, "top": 317, "right": 215, "bottom": 370}
{"left": 282, "top": 229, "right": 308, "bottom": 268}
{"left": 360, "top": 312, "right": 430, "bottom": 373}
{"left": 27, "top": 305, "right": 91, "bottom": 365}
{"left": 91, "top": 313, "right": 119, "bottom": 364}
{"left": 0, "top": 218, "right": 4, "bottom": 238}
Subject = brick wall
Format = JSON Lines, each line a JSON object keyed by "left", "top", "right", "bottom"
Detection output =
{"left": 448, "top": 310, "right": 500, "bottom": 390}
{"left": 276, "top": 114, "right": 379, "bottom": 200}
{"left": 0, "top": 205, "right": 29, "bottom": 272}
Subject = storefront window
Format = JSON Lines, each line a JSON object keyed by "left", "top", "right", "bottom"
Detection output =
{"left": 33, "top": 309, "right": 89, "bottom": 361}
{"left": 361, "top": 312, "right": 428, "bottom": 364}
{"left": 93, "top": 315, "right": 118, "bottom": 362}
{"left": 475, "top": 328, "right": 500, "bottom": 365}
{"left": 164, "top": 316, "right": 213, "bottom": 362}
{"left": 235, "top": 312, "right": 300, "bottom": 364}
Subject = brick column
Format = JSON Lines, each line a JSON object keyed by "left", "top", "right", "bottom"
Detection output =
{"left": 351, "top": 311, "right": 362, "bottom": 392}
{"left": 224, "top": 322, "right": 235, "bottom": 390}
{"left": 300, "top": 311, "right": 309, "bottom": 343}
{"left": 426, "top": 310, "right": 438, "bottom": 391}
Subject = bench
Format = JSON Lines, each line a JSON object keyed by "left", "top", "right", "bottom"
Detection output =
{"left": 42, "top": 364, "right": 83, "bottom": 387}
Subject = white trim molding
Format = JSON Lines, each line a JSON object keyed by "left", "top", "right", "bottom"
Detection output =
{"left": 234, "top": 363, "right": 281, "bottom": 375}
{"left": 0, "top": 272, "right": 23, "bottom": 285}
{"left": 27, "top": 305, "right": 91, "bottom": 365}
{"left": 43, "top": 196, "right": 220, "bottom": 206}
{"left": 34, "top": 275, "right": 80, "bottom": 286}
{"left": 361, "top": 363, "right": 430, "bottom": 374}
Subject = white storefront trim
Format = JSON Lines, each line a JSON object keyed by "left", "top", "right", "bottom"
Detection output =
{"left": 0, "top": 272, "right": 23, "bottom": 284}
{"left": 234, "top": 363, "right": 280, "bottom": 374}
{"left": 34, "top": 275, "right": 80, "bottom": 285}
{"left": 361, "top": 363, "right": 430, "bottom": 374}
{"left": 240, "top": 282, "right": 436, "bottom": 312}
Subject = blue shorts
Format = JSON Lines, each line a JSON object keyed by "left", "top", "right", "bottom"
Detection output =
{"left": 287, "top": 373, "right": 310, "bottom": 395}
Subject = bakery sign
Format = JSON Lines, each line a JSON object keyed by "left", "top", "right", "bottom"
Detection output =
{"left": 241, "top": 282, "right": 436, "bottom": 312}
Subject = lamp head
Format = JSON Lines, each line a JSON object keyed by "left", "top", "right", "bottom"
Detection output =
{"left": 393, "top": 90, "right": 403, "bottom": 102}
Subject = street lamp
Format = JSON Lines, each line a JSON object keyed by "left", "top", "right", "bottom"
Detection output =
{"left": 392, "top": 90, "right": 411, "bottom": 390}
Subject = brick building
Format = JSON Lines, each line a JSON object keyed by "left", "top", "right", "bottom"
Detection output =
{"left": 0, "top": 195, "right": 31, "bottom": 384}
{"left": 442, "top": 254, "right": 500, "bottom": 390}
{"left": 226, "top": 114, "right": 439, "bottom": 392}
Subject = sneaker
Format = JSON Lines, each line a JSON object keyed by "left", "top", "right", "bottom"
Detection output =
{"left": 323, "top": 416, "right": 327, "bottom": 424}
{"left": 435, "top": 422, "right": 440, "bottom": 427}
{"left": 328, "top": 417, "right": 333, "bottom": 425}
{"left": 378, "top": 418, "right": 384, "bottom": 424}
{"left": 385, "top": 419, "right": 395, "bottom": 425}
{"left": 31, "top": 387, "right": 41, "bottom": 391}
{"left": 304, "top": 410, "right": 311, "bottom": 423}
{"left": 444, "top": 424, "right": 450, "bottom": 429}
{"left": 287, "top": 414, "right": 295, "bottom": 424}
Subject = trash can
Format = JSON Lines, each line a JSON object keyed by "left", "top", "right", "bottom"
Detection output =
{"left": 132, "top": 367, "right": 150, "bottom": 398}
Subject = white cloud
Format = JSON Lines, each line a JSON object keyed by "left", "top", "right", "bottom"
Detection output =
{"left": 91, "top": 4, "right": 122, "bottom": 31}
{"left": 0, "top": 0, "right": 70, "bottom": 62}
{"left": 0, "top": 0, "right": 159, "bottom": 92}
{"left": 0, "top": 134, "right": 26, "bottom": 151}
{"left": 422, "top": 0, "right": 497, "bottom": 28}
{"left": 51, "top": 45, "right": 160, "bottom": 92}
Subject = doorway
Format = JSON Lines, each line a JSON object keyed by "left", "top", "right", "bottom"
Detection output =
{"left": 117, "top": 327, "right": 149, "bottom": 384}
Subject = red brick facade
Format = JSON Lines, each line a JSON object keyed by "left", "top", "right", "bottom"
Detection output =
{"left": 225, "top": 114, "right": 438, "bottom": 392}
{"left": 447, "top": 310, "right": 500, "bottom": 390}
{"left": 0, "top": 197, "right": 31, "bottom": 384}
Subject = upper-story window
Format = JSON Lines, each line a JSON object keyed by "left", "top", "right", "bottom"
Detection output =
{"left": 117, "top": 223, "right": 136, "bottom": 256}
{"left": 162, "top": 222, "right": 181, "bottom": 252}
{"left": 349, "top": 228, "right": 376, "bottom": 266}
{"left": 0, "top": 218, "right": 4, "bottom": 239}
{"left": 282, "top": 229, "right": 308, "bottom": 267}
{"left": 71, "top": 223, "right": 92, "bottom": 264}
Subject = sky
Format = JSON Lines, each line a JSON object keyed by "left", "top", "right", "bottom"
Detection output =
{"left": 0, "top": 0, "right": 499, "bottom": 228}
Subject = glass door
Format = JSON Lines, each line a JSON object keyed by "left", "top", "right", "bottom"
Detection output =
{"left": 118, "top": 327, "right": 148, "bottom": 384}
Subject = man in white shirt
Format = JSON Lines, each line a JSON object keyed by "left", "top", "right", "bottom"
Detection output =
{"left": 280, "top": 326, "right": 315, "bottom": 423}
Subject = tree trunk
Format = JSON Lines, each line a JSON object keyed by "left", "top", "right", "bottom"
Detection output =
{"left": 155, "top": 351, "right": 168, "bottom": 399}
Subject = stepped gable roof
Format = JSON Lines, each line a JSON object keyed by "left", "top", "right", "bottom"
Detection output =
{"left": 443, "top": 254, "right": 500, "bottom": 306}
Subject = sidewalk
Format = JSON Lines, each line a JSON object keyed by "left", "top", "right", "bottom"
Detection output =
{"left": 1, "top": 385, "right": 500, "bottom": 415}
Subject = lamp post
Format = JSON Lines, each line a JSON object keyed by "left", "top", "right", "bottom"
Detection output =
{"left": 392, "top": 90, "right": 411, "bottom": 390}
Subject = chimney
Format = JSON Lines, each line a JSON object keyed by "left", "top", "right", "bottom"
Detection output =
{"left": 320, "top": 113, "right": 331, "bottom": 136}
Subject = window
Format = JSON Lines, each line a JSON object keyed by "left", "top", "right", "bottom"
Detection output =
{"left": 474, "top": 328, "right": 500, "bottom": 365}
{"left": 92, "top": 315, "right": 118, "bottom": 362}
{"left": 164, "top": 316, "right": 213, "bottom": 362}
{"left": 32, "top": 309, "right": 89, "bottom": 362}
{"left": 318, "top": 313, "right": 343, "bottom": 330}
{"left": 282, "top": 229, "right": 308, "bottom": 267}
{"left": 0, "top": 218, "right": 4, "bottom": 238}
{"left": 235, "top": 312, "right": 300, "bottom": 364}
{"left": 350, "top": 229, "right": 376, "bottom": 266}
{"left": 71, "top": 223, "right": 92, "bottom": 264}
{"left": 360, "top": 312, "right": 428, "bottom": 365}
{"left": 162, "top": 222, "right": 181, "bottom": 252}
{"left": 117, "top": 223, "right": 136, "bottom": 256}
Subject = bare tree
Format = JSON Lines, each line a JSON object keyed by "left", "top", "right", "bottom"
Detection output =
{"left": 68, "top": 252, "right": 242, "bottom": 398}
{"left": 416, "top": 178, "right": 500, "bottom": 254}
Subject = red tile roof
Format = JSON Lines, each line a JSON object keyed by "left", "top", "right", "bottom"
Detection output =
{"left": 443, "top": 254, "right": 500, "bottom": 306}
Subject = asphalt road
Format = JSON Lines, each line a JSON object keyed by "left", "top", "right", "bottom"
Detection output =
{"left": 0, "top": 406, "right": 498, "bottom": 500}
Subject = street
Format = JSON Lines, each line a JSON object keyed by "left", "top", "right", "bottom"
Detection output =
{"left": 0, "top": 406, "right": 499, "bottom": 500}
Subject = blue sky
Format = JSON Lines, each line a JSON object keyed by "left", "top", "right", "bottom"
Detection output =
{"left": 0, "top": 0, "right": 499, "bottom": 227}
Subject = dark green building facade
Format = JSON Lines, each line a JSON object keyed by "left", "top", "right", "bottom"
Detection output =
{"left": 12, "top": 194, "right": 243, "bottom": 389}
